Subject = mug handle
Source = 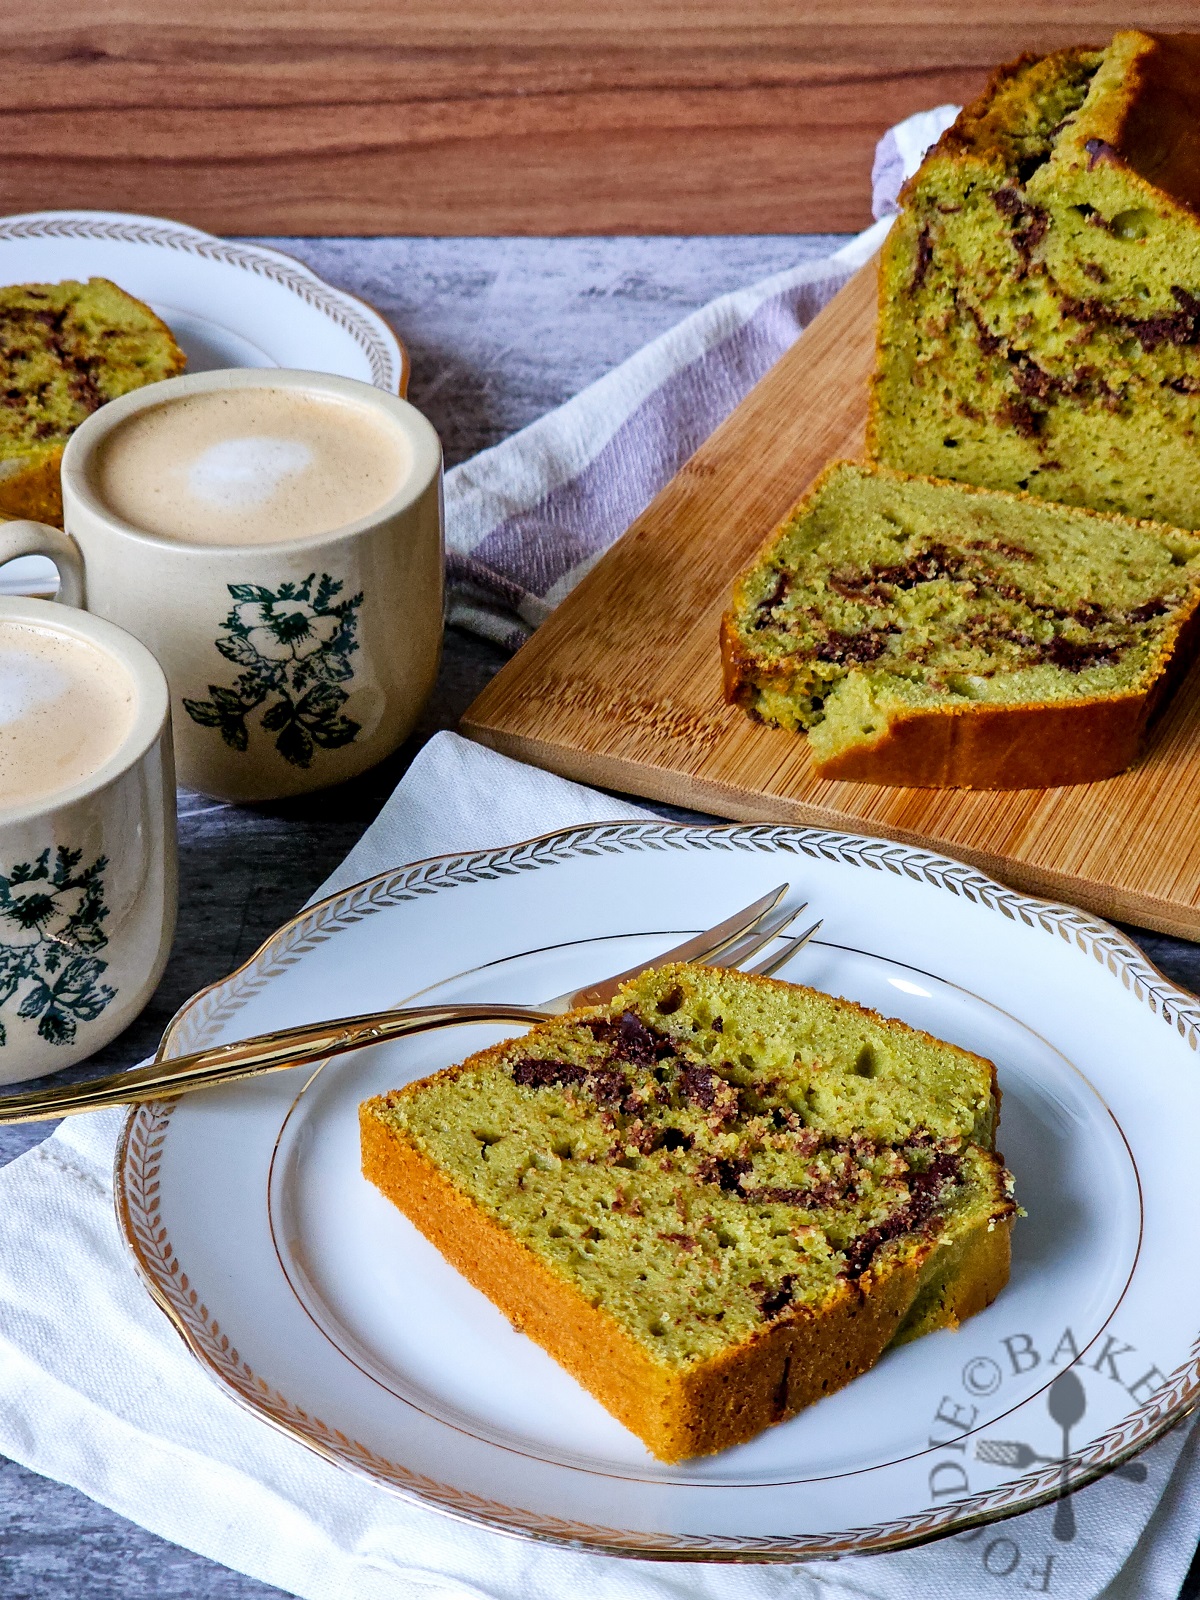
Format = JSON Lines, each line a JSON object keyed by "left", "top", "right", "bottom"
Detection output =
{"left": 0, "top": 520, "right": 86, "bottom": 608}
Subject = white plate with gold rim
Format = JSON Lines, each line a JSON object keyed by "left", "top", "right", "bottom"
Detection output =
{"left": 0, "top": 209, "right": 407, "bottom": 595}
{"left": 115, "top": 822, "right": 1200, "bottom": 1560}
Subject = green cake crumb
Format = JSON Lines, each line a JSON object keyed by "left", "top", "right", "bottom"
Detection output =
{"left": 0, "top": 277, "right": 184, "bottom": 459}
{"left": 372, "top": 962, "right": 1015, "bottom": 1368}
{"left": 869, "top": 31, "right": 1200, "bottom": 529}
{"left": 722, "top": 461, "right": 1200, "bottom": 774}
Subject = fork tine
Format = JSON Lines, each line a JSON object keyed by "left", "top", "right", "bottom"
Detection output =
{"left": 704, "top": 902, "right": 807, "bottom": 973}
{"left": 554, "top": 883, "right": 790, "bottom": 1010}
{"left": 745, "top": 919, "right": 824, "bottom": 978}
{"left": 679, "top": 883, "right": 792, "bottom": 969}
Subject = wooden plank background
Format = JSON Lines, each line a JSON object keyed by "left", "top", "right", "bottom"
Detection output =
{"left": 5, "top": 4, "right": 1197, "bottom": 235}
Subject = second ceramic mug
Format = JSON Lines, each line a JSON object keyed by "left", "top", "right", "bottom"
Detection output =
{"left": 0, "top": 596, "right": 175, "bottom": 1084}
{"left": 0, "top": 368, "right": 444, "bottom": 802}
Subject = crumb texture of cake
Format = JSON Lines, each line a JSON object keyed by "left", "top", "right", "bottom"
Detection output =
{"left": 869, "top": 30, "right": 1200, "bottom": 529}
{"left": 0, "top": 278, "right": 185, "bottom": 525}
{"left": 360, "top": 962, "right": 1016, "bottom": 1461}
{"left": 721, "top": 460, "right": 1200, "bottom": 788}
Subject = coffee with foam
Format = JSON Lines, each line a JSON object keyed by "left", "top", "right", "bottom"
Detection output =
{"left": 0, "top": 619, "right": 137, "bottom": 805}
{"left": 89, "top": 388, "right": 409, "bottom": 546}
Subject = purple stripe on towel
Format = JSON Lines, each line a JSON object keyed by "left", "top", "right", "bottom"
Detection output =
{"left": 469, "top": 272, "right": 851, "bottom": 603}
{"left": 445, "top": 551, "right": 528, "bottom": 610}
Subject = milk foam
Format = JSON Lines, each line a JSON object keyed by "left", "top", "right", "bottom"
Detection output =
{"left": 0, "top": 622, "right": 136, "bottom": 807}
{"left": 187, "top": 437, "right": 315, "bottom": 510}
{"left": 91, "top": 388, "right": 409, "bottom": 546}
{"left": 0, "top": 649, "right": 72, "bottom": 728}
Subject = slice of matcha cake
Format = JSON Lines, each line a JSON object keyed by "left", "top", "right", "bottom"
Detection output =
{"left": 360, "top": 962, "right": 1016, "bottom": 1461}
{"left": 721, "top": 461, "right": 1200, "bottom": 788}
{"left": 0, "top": 278, "right": 185, "bottom": 526}
{"left": 869, "top": 30, "right": 1200, "bottom": 529}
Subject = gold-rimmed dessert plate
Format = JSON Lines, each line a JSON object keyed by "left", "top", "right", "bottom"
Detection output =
{"left": 115, "top": 822, "right": 1200, "bottom": 1559}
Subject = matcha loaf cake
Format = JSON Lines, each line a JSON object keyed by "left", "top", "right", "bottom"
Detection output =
{"left": 360, "top": 962, "right": 1016, "bottom": 1461}
{"left": 869, "top": 30, "right": 1200, "bottom": 529}
{"left": 722, "top": 461, "right": 1200, "bottom": 788}
{"left": 0, "top": 278, "right": 185, "bottom": 525}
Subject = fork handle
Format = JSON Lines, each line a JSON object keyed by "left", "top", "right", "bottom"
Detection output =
{"left": 0, "top": 1003, "right": 550, "bottom": 1124}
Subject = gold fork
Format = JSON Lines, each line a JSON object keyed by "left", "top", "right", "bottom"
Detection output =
{"left": 0, "top": 884, "right": 823, "bottom": 1123}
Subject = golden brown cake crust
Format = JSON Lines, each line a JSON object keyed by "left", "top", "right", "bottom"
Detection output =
{"left": 360, "top": 971, "right": 1014, "bottom": 1461}
{"left": 0, "top": 448, "right": 67, "bottom": 527}
{"left": 897, "top": 32, "right": 1200, "bottom": 222}
{"left": 1079, "top": 31, "right": 1200, "bottom": 219}
{"left": 802, "top": 692, "right": 1154, "bottom": 788}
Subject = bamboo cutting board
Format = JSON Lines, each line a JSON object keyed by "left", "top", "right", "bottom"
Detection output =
{"left": 461, "top": 261, "right": 1200, "bottom": 938}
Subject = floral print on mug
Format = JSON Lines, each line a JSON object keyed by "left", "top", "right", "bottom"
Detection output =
{"left": 0, "top": 846, "right": 116, "bottom": 1046}
{"left": 183, "top": 574, "right": 364, "bottom": 769}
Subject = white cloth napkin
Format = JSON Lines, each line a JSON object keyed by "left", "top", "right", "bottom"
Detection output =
{"left": 1, "top": 730, "right": 1199, "bottom": 1600}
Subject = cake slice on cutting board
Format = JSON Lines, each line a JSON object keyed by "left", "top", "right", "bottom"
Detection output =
{"left": 721, "top": 461, "right": 1200, "bottom": 788}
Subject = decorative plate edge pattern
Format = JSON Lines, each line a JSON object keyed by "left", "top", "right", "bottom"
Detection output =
{"left": 158, "top": 823, "right": 1200, "bottom": 1058}
{"left": 115, "top": 820, "right": 1200, "bottom": 1559}
{"left": 0, "top": 214, "right": 402, "bottom": 392}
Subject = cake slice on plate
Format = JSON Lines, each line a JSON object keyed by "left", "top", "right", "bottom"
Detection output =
{"left": 869, "top": 30, "right": 1200, "bottom": 530}
{"left": 721, "top": 461, "right": 1200, "bottom": 788}
{"left": 0, "top": 277, "right": 185, "bottom": 526}
{"left": 360, "top": 962, "right": 1016, "bottom": 1462}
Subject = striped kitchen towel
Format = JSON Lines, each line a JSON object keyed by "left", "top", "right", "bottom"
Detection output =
{"left": 444, "top": 104, "right": 961, "bottom": 651}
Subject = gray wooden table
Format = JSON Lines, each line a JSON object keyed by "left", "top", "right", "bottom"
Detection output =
{"left": 2, "top": 235, "right": 1198, "bottom": 1599}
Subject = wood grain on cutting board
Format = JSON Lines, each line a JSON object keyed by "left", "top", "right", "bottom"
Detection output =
{"left": 462, "top": 261, "right": 1200, "bottom": 938}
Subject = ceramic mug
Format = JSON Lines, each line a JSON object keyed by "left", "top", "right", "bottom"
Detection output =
{"left": 0, "top": 596, "right": 176, "bottom": 1085}
{"left": 0, "top": 368, "right": 444, "bottom": 803}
